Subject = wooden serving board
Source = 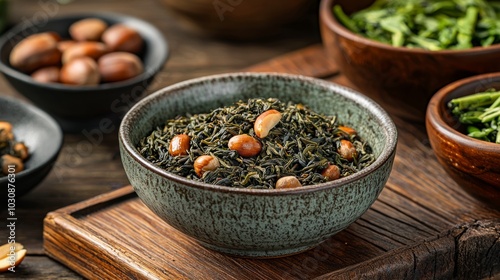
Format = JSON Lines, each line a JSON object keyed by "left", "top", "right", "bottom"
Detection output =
{"left": 43, "top": 45, "right": 500, "bottom": 279}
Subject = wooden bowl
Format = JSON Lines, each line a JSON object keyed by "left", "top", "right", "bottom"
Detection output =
{"left": 426, "top": 73, "right": 500, "bottom": 209}
{"left": 320, "top": 0, "right": 500, "bottom": 122}
{"left": 162, "top": 0, "right": 313, "bottom": 40}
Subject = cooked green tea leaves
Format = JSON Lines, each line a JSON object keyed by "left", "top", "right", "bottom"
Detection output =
{"left": 138, "top": 98, "right": 375, "bottom": 189}
{"left": 334, "top": 0, "right": 500, "bottom": 50}
{"left": 449, "top": 90, "right": 500, "bottom": 143}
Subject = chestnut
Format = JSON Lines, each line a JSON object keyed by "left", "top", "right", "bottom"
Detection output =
{"left": 56, "top": 40, "right": 77, "bottom": 53}
{"left": 102, "top": 24, "right": 143, "bottom": 53}
{"left": 69, "top": 18, "right": 108, "bottom": 41}
{"left": 60, "top": 57, "right": 100, "bottom": 85}
{"left": 98, "top": 52, "right": 143, "bottom": 82}
{"left": 31, "top": 66, "right": 60, "bottom": 83}
{"left": 62, "top": 42, "right": 108, "bottom": 64}
{"left": 9, "top": 32, "right": 61, "bottom": 73}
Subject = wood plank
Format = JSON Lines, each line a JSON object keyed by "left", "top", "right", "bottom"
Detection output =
{"left": 317, "top": 220, "right": 500, "bottom": 279}
{"left": 43, "top": 186, "right": 500, "bottom": 279}
{"left": 2, "top": 255, "right": 82, "bottom": 279}
{"left": 243, "top": 44, "right": 339, "bottom": 78}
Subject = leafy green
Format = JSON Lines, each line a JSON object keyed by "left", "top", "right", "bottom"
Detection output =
{"left": 334, "top": 0, "right": 500, "bottom": 50}
{"left": 449, "top": 90, "right": 500, "bottom": 143}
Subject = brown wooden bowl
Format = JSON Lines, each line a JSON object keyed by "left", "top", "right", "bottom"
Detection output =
{"left": 426, "top": 73, "right": 500, "bottom": 210}
{"left": 162, "top": 0, "right": 313, "bottom": 40}
{"left": 320, "top": 0, "right": 500, "bottom": 122}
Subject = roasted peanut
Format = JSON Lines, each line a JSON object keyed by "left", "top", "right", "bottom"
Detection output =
{"left": 69, "top": 18, "right": 108, "bottom": 41}
{"left": 0, "top": 121, "right": 13, "bottom": 143}
{"left": 275, "top": 176, "right": 302, "bottom": 189}
{"left": 296, "top": 103, "right": 306, "bottom": 110}
{"left": 98, "top": 52, "right": 143, "bottom": 82}
{"left": 169, "top": 134, "right": 190, "bottom": 156}
{"left": 31, "top": 66, "right": 60, "bottom": 83}
{"left": 338, "top": 139, "right": 357, "bottom": 162}
{"left": 254, "top": 109, "right": 282, "bottom": 138}
{"left": 0, "top": 243, "right": 23, "bottom": 259}
{"left": 0, "top": 243, "right": 26, "bottom": 272}
{"left": 9, "top": 32, "right": 61, "bottom": 73}
{"left": 60, "top": 57, "right": 100, "bottom": 85}
{"left": 62, "top": 42, "right": 108, "bottom": 64}
{"left": 338, "top": 126, "right": 357, "bottom": 136}
{"left": 1, "top": 155, "right": 24, "bottom": 175}
{"left": 13, "top": 143, "right": 29, "bottom": 161}
{"left": 321, "top": 164, "right": 340, "bottom": 181}
{"left": 102, "top": 24, "right": 143, "bottom": 53}
{"left": 228, "top": 134, "right": 262, "bottom": 158}
{"left": 0, "top": 122, "right": 12, "bottom": 133}
{"left": 194, "top": 155, "right": 220, "bottom": 177}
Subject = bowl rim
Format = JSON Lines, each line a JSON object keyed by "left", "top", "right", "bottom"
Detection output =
{"left": 427, "top": 72, "right": 500, "bottom": 152}
{"left": 0, "top": 95, "right": 63, "bottom": 181}
{"left": 119, "top": 72, "right": 398, "bottom": 196}
{"left": 0, "top": 12, "right": 168, "bottom": 91}
{"left": 320, "top": 0, "right": 500, "bottom": 54}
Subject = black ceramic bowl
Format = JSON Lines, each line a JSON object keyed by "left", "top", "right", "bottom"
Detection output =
{"left": 0, "top": 13, "right": 168, "bottom": 130}
{"left": 0, "top": 95, "right": 63, "bottom": 199}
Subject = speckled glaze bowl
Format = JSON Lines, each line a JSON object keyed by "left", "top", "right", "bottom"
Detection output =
{"left": 119, "top": 73, "right": 397, "bottom": 258}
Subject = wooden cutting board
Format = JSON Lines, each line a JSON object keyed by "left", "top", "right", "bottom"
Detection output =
{"left": 43, "top": 45, "right": 500, "bottom": 280}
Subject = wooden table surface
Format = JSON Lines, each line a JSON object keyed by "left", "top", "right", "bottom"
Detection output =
{"left": 1, "top": 1, "right": 500, "bottom": 280}
{"left": 0, "top": 0, "right": 320, "bottom": 278}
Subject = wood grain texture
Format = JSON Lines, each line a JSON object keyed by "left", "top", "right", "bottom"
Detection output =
{"left": 43, "top": 45, "right": 500, "bottom": 279}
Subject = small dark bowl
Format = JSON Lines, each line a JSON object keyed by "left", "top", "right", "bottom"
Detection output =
{"left": 426, "top": 73, "right": 500, "bottom": 209}
{"left": 320, "top": 0, "right": 500, "bottom": 122}
{"left": 0, "top": 95, "right": 63, "bottom": 199}
{"left": 0, "top": 13, "right": 168, "bottom": 130}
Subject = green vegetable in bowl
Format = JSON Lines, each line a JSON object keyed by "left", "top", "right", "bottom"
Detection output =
{"left": 334, "top": 0, "right": 500, "bottom": 50}
{"left": 449, "top": 90, "right": 500, "bottom": 143}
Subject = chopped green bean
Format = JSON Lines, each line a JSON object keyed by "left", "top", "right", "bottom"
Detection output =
{"left": 449, "top": 90, "right": 500, "bottom": 143}
{"left": 334, "top": 0, "right": 500, "bottom": 50}
{"left": 333, "top": 5, "right": 359, "bottom": 33}
{"left": 449, "top": 91, "right": 500, "bottom": 111}
{"left": 456, "top": 6, "right": 479, "bottom": 49}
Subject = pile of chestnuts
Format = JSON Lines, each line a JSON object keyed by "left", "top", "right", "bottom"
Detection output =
{"left": 9, "top": 18, "right": 144, "bottom": 86}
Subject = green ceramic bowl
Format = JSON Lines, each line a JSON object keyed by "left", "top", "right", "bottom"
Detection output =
{"left": 119, "top": 72, "right": 397, "bottom": 258}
